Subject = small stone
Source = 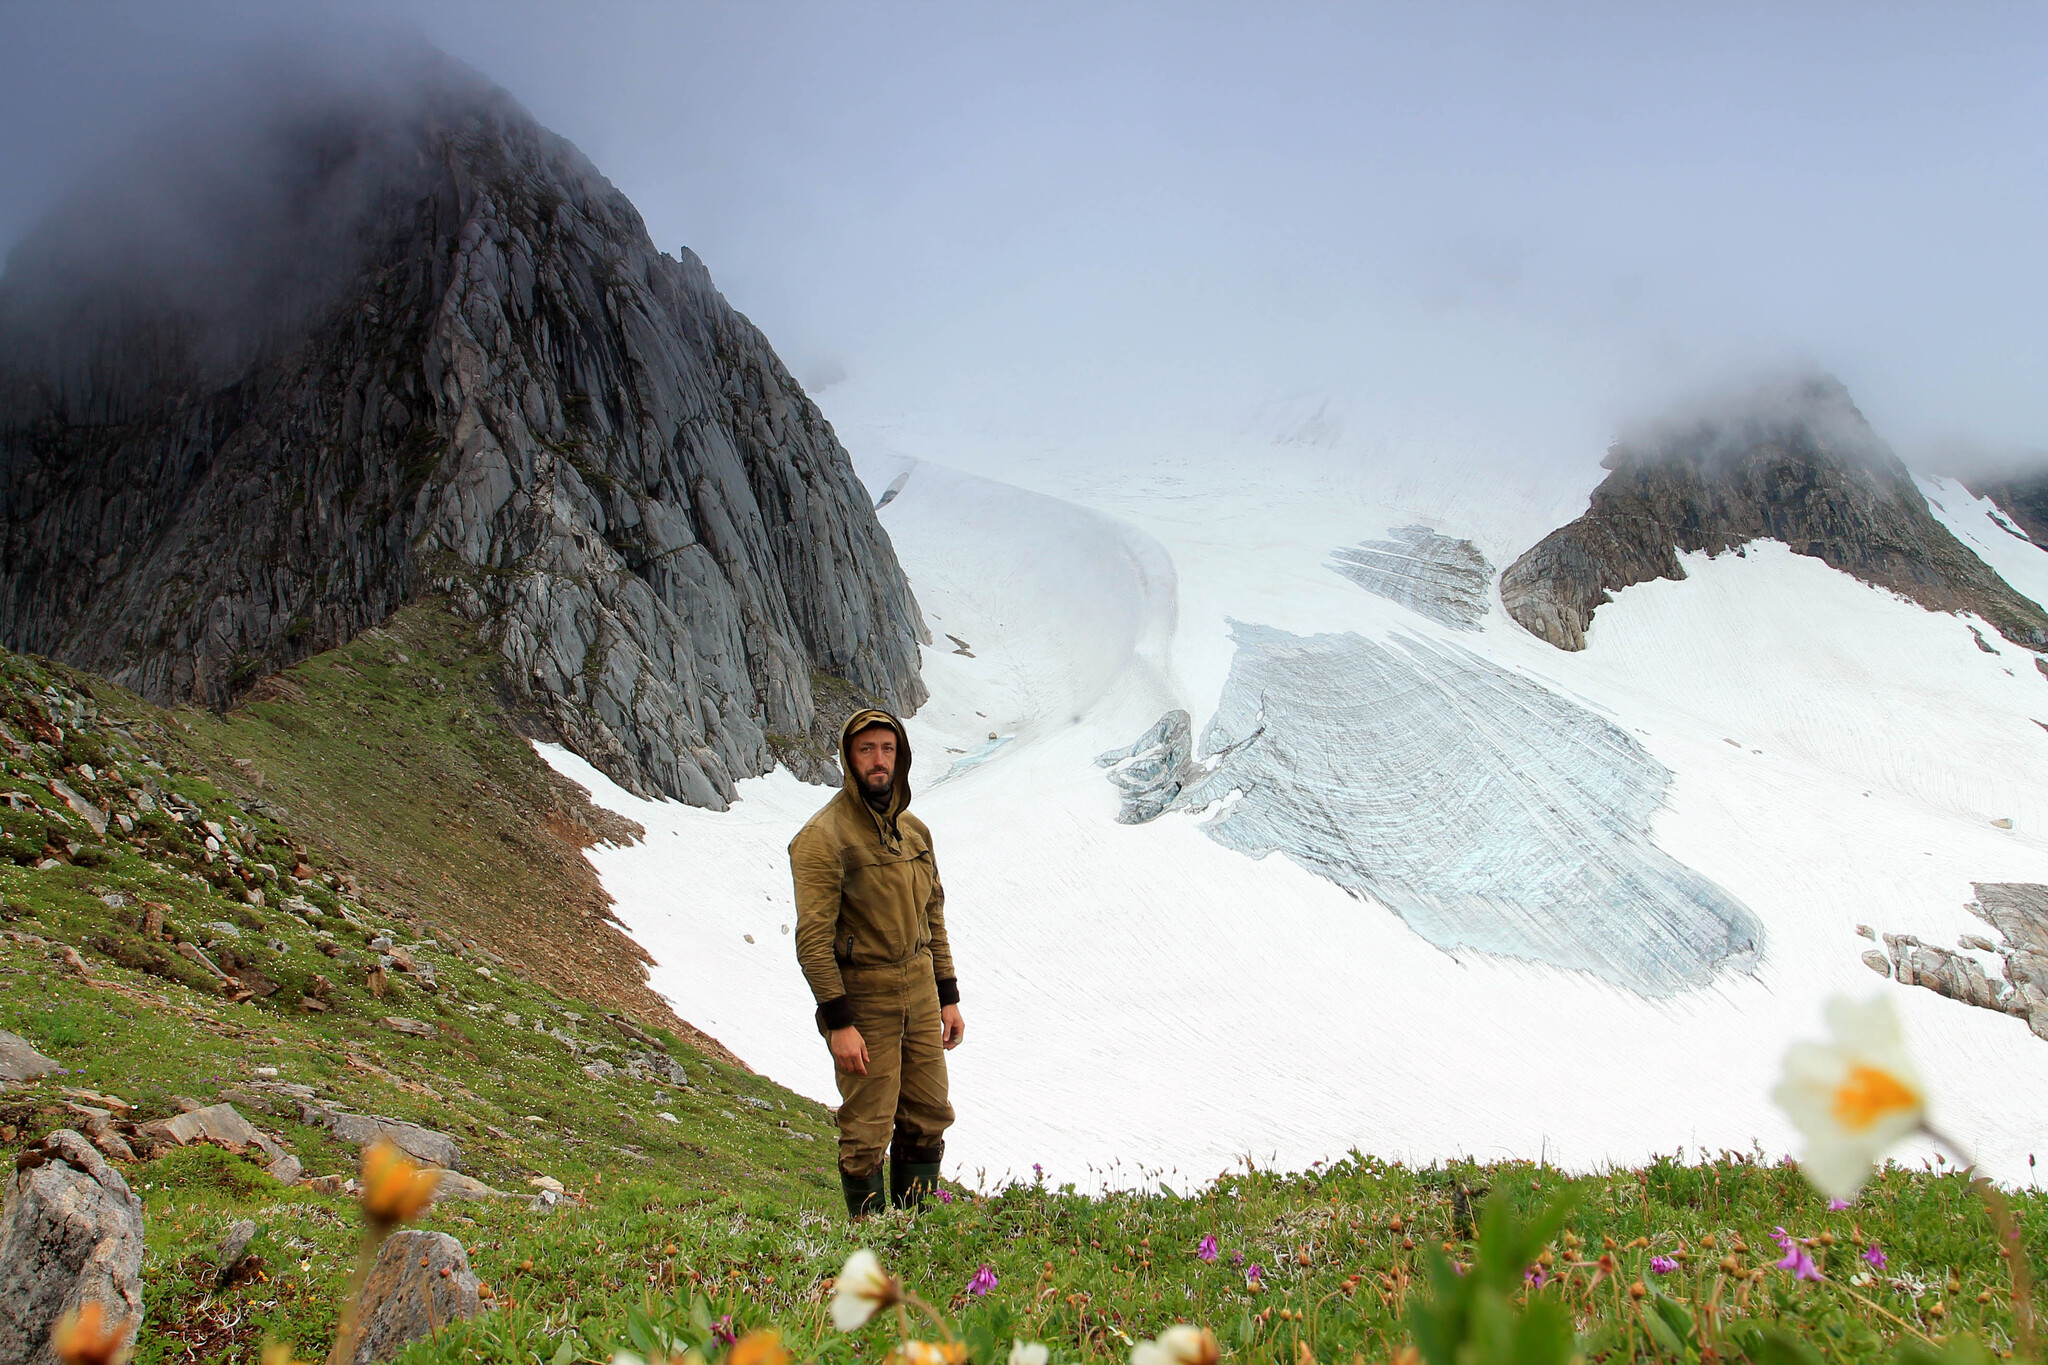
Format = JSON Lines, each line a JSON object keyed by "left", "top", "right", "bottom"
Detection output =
{"left": 267, "top": 1154, "right": 303, "bottom": 1185}
{"left": 381, "top": 1016, "right": 437, "bottom": 1039}
{"left": 254, "top": 1067, "right": 279, "bottom": 1079}
{"left": 1993, "top": 817, "right": 2015, "bottom": 829}
{"left": 526, "top": 1176, "right": 565, "bottom": 1194}
{"left": 215, "top": 1219, "right": 258, "bottom": 1287}
{"left": 326, "top": 1230, "right": 488, "bottom": 1365}
{"left": 1861, "top": 949, "right": 1892, "bottom": 978}
{"left": 656, "top": 1112, "right": 678, "bottom": 1123}
{"left": 580, "top": 1060, "right": 614, "bottom": 1080}
{"left": 1855, "top": 924, "right": 1874, "bottom": 939}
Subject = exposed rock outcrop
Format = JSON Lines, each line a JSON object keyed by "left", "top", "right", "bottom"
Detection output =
{"left": 1502, "top": 375, "right": 2048, "bottom": 652}
{"left": 0, "top": 1130, "right": 145, "bottom": 1365}
{"left": 1961, "top": 469, "right": 2048, "bottom": 549}
{"left": 0, "top": 44, "right": 926, "bottom": 807}
{"left": 1863, "top": 882, "right": 2048, "bottom": 1041}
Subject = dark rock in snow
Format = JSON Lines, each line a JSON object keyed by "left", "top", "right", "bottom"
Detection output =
{"left": 1502, "top": 375, "right": 2048, "bottom": 653}
{"left": 1962, "top": 469, "right": 2048, "bottom": 549}
{"left": 0, "top": 1130, "right": 145, "bottom": 1365}
{"left": 0, "top": 43, "right": 926, "bottom": 807}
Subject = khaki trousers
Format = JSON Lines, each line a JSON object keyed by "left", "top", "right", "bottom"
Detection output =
{"left": 825, "top": 950, "right": 954, "bottom": 1177}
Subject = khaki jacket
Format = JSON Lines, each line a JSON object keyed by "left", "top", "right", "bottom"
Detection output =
{"left": 790, "top": 709, "right": 958, "bottom": 1029}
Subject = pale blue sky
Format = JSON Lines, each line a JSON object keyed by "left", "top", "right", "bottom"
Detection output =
{"left": 2, "top": 1, "right": 2042, "bottom": 469}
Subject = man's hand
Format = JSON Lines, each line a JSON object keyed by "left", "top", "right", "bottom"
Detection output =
{"left": 940, "top": 1004, "right": 965, "bottom": 1050}
{"left": 829, "top": 1025, "right": 869, "bottom": 1076}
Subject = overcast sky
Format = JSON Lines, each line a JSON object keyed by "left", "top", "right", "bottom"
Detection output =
{"left": 3, "top": 1, "right": 2044, "bottom": 473}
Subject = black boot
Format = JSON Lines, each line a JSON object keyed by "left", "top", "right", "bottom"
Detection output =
{"left": 840, "top": 1167, "right": 886, "bottom": 1219}
{"left": 890, "top": 1158, "right": 943, "bottom": 1210}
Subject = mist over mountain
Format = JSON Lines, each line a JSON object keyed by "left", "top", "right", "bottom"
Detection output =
{"left": 0, "top": 40, "right": 927, "bottom": 807}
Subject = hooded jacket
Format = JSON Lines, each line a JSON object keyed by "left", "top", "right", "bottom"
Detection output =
{"left": 790, "top": 709, "right": 959, "bottom": 1029}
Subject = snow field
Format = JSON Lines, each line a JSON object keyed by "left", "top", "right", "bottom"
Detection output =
{"left": 543, "top": 446, "right": 2048, "bottom": 1192}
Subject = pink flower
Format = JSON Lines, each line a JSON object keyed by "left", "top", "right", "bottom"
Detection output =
{"left": 1771, "top": 1226, "right": 1794, "bottom": 1252}
{"left": 712, "top": 1315, "right": 737, "bottom": 1346}
{"left": 967, "top": 1265, "right": 998, "bottom": 1297}
{"left": 1864, "top": 1243, "right": 1887, "bottom": 1270}
{"left": 1196, "top": 1235, "right": 1218, "bottom": 1263}
{"left": 1776, "top": 1242, "right": 1823, "bottom": 1282}
{"left": 936, "top": 1189, "right": 954, "bottom": 1205}
{"left": 1649, "top": 1256, "right": 1679, "bottom": 1276}
{"left": 1524, "top": 1266, "right": 1547, "bottom": 1287}
{"left": 1245, "top": 1264, "right": 1264, "bottom": 1289}
{"left": 1828, "top": 1198, "right": 1853, "bottom": 1210}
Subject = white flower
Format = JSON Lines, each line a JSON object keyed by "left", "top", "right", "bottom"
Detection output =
{"left": 1771, "top": 994, "right": 1927, "bottom": 1202}
{"left": 1130, "top": 1326, "right": 1218, "bottom": 1365}
{"left": 1010, "top": 1343, "right": 1050, "bottom": 1365}
{"left": 831, "top": 1248, "right": 899, "bottom": 1331}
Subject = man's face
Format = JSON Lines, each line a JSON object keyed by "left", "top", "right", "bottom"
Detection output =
{"left": 849, "top": 726, "right": 897, "bottom": 797}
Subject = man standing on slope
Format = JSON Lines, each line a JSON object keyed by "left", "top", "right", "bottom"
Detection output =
{"left": 790, "top": 708, "right": 965, "bottom": 1218}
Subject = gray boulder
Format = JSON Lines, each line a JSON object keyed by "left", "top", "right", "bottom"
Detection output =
{"left": 302, "top": 1106, "right": 462, "bottom": 1172}
{"left": 0, "top": 1130, "right": 145, "bottom": 1365}
{"left": 0, "top": 1030, "right": 60, "bottom": 1084}
{"left": 325, "top": 1230, "right": 487, "bottom": 1365}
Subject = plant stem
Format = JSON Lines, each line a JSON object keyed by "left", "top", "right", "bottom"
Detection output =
{"left": 1923, "top": 1123, "right": 2040, "bottom": 1359}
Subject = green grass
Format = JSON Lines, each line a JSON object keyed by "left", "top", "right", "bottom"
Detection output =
{"left": 0, "top": 626, "right": 2039, "bottom": 1364}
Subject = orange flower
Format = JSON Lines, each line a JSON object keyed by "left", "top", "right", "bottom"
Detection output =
{"left": 729, "top": 1333, "right": 791, "bottom": 1365}
{"left": 51, "top": 1303, "right": 135, "bottom": 1365}
{"left": 361, "top": 1139, "right": 440, "bottom": 1227}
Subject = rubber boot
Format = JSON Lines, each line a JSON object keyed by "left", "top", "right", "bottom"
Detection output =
{"left": 890, "top": 1159, "right": 943, "bottom": 1210}
{"left": 840, "top": 1167, "right": 887, "bottom": 1219}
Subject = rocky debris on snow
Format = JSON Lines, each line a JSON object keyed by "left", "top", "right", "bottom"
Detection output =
{"left": 0, "top": 49, "right": 927, "bottom": 809}
{"left": 1327, "top": 526, "right": 1494, "bottom": 630}
{"left": 1961, "top": 469, "right": 2048, "bottom": 549}
{"left": 0, "top": 1130, "right": 146, "bottom": 1365}
{"left": 1868, "top": 883, "right": 2048, "bottom": 1041}
{"left": 300, "top": 1105, "right": 462, "bottom": 1171}
{"left": 1104, "top": 626, "right": 1762, "bottom": 996}
{"left": 0, "top": 1028, "right": 61, "bottom": 1084}
{"left": 1502, "top": 374, "right": 2048, "bottom": 653}
{"left": 326, "top": 1229, "right": 489, "bottom": 1365}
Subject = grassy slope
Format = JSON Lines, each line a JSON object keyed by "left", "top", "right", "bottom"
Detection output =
{"left": 0, "top": 624, "right": 2040, "bottom": 1365}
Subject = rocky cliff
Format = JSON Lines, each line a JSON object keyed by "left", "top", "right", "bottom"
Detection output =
{"left": 1961, "top": 469, "right": 2048, "bottom": 550}
{"left": 0, "top": 48, "right": 926, "bottom": 807}
{"left": 1501, "top": 375, "right": 2048, "bottom": 652}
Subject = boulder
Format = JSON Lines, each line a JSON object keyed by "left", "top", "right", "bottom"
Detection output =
{"left": 214, "top": 1219, "right": 257, "bottom": 1288}
{"left": 430, "top": 1173, "right": 515, "bottom": 1204}
{"left": 379, "top": 1017, "right": 437, "bottom": 1039}
{"left": 325, "top": 1230, "right": 488, "bottom": 1365}
{"left": 138, "top": 1103, "right": 287, "bottom": 1164}
{"left": 0, "top": 1029, "right": 60, "bottom": 1083}
{"left": 304, "top": 1108, "right": 462, "bottom": 1172}
{"left": 0, "top": 1130, "right": 145, "bottom": 1365}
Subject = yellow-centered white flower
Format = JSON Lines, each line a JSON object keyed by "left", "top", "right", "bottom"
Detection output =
{"left": 831, "top": 1248, "right": 899, "bottom": 1331}
{"left": 1771, "top": 994, "right": 1927, "bottom": 1202}
{"left": 1010, "top": 1343, "right": 1050, "bottom": 1365}
{"left": 1130, "top": 1326, "right": 1219, "bottom": 1365}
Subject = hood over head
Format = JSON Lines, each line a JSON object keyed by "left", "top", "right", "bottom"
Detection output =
{"left": 839, "top": 707, "right": 911, "bottom": 820}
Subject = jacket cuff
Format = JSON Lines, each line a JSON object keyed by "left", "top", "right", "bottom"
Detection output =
{"left": 817, "top": 995, "right": 856, "bottom": 1030}
{"left": 935, "top": 977, "right": 960, "bottom": 1007}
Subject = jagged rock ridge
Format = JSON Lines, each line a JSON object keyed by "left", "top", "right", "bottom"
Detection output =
{"left": 0, "top": 46, "right": 926, "bottom": 808}
{"left": 1501, "top": 375, "right": 2048, "bottom": 653}
{"left": 1961, "top": 470, "right": 2048, "bottom": 550}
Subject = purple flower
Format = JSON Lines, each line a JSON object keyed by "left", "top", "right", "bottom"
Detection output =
{"left": 1524, "top": 1265, "right": 1548, "bottom": 1287}
{"left": 1232, "top": 1251, "right": 1245, "bottom": 1267}
{"left": 1864, "top": 1243, "right": 1887, "bottom": 1270}
{"left": 1245, "top": 1264, "right": 1264, "bottom": 1289}
{"left": 1776, "top": 1242, "right": 1823, "bottom": 1282}
{"left": 1032, "top": 1163, "right": 1044, "bottom": 1181}
{"left": 1771, "top": 1226, "right": 1795, "bottom": 1253}
{"left": 936, "top": 1188, "right": 954, "bottom": 1205}
{"left": 967, "top": 1265, "right": 999, "bottom": 1297}
{"left": 1197, "top": 1234, "right": 1218, "bottom": 1263}
{"left": 712, "top": 1316, "right": 737, "bottom": 1346}
{"left": 1649, "top": 1256, "right": 1679, "bottom": 1276}
{"left": 1828, "top": 1198, "right": 1853, "bottom": 1210}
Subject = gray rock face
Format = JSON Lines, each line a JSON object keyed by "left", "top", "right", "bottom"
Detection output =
{"left": 1327, "top": 526, "right": 1493, "bottom": 629}
{"left": 0, "top": 1130, "right": 145, "bottom": 1365}
{"left": 1502, "top": 375, "right": 2048, "bottom": 653}
{"left": 1961, "top": 470, "right": 2048, "bottom": 549}
{"left": 326, "top": 1230, "right": 487, "bottom": 1365}
{"left": 0, "top": 46, "right": 926, "bottom": 807}
{"left": 302, "top": 1106, "right": 462, "bottom": 1172}
{"left": 0, "top": 1029, "right": 60, "bottom": 1083}
{"left": 1107, "top": 624, "right": 1762, "bottom": 996}
{"left": 1868, "top": 885, "right": 2048, "bottom": 1040}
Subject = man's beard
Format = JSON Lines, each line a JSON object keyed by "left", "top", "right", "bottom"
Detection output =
{"left": 861, "top": 770, "right": 893, "bottom": 807}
